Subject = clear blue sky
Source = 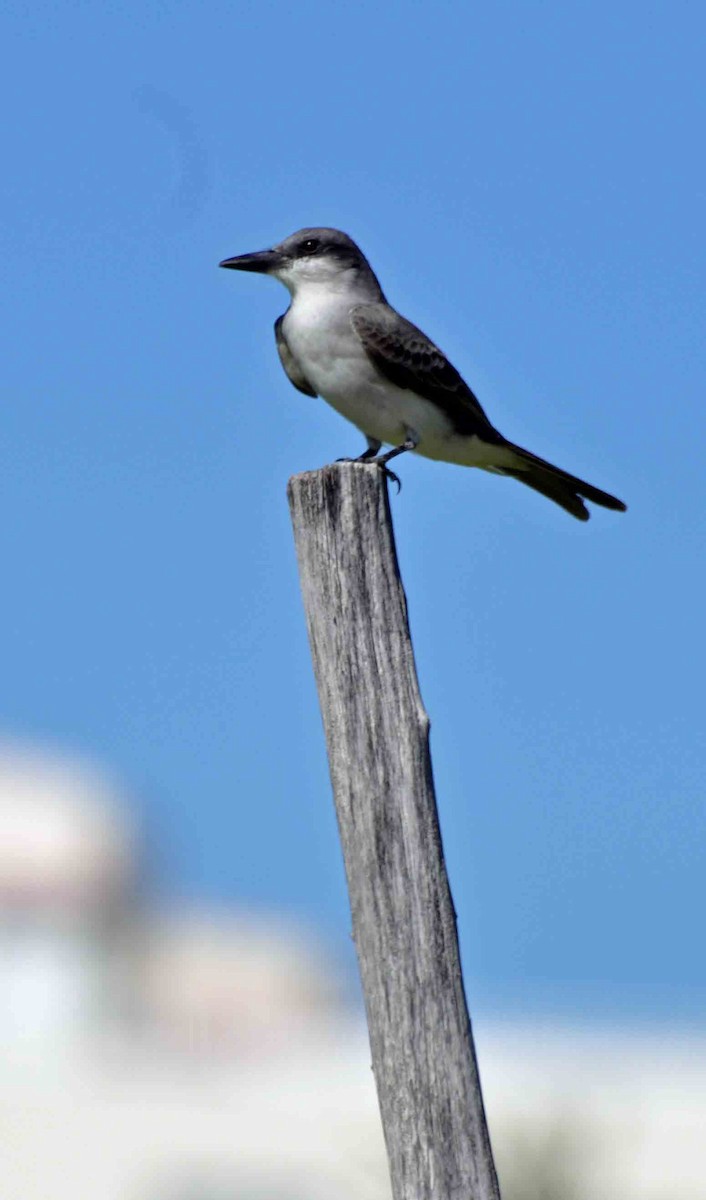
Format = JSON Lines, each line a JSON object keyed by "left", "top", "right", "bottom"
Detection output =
{"left": 2, "top": 1, "right": 703, "bottom": 1023}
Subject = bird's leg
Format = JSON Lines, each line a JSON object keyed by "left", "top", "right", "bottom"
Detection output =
{"left": 374, "top": 432, "right": 419, "bottom": 465}
{"left": 335, "top": 437, "right": 381, "bottom": 464}
{"left": 355, "top": 437, "right": 382, "bottom": 462}
{"left": 368, "top": 431, "right": 419, "bottom": 493}
{"left": 336, "top": 434, "right": 416, "bottom": 493}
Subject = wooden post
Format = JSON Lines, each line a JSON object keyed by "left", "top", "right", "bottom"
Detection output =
{"left": 288, "top": 462, "right": 501, "bottom": 1200}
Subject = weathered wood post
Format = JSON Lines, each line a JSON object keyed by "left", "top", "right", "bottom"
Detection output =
{"left": 288, "top": 461, "right": 501, "bottom": 1200}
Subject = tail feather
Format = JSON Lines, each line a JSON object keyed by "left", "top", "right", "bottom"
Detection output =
{"left": 501, "top": 442, "right": 627, "bottom": 522}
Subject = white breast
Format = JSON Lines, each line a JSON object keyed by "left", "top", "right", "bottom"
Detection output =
{"left": 282, "top": 290, "right": 451, "bottom": 449}
{"left": 280, "top": 288, "right": 504, "bottom": 468}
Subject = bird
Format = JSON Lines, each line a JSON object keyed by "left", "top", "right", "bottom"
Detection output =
{"left": 219, "top": 227, "right": 626, "bottom": 521}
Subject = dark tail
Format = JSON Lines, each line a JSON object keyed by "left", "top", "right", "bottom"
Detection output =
{"left": 502, "top": 442, "right": 627, "bottom": 521}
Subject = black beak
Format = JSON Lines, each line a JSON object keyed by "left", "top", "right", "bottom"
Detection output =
{"left": 218, "top": 248, "right": 284, "bottom": 273}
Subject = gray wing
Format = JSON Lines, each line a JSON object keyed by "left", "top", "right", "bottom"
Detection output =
{"left": 274, "top": 315, "right": 318, "bottom": 398}
{"left": 350, "top": 303, "right": 502, "bottom": 440}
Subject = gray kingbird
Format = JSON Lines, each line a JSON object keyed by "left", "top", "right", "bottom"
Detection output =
{"left": 220, "top": 227, "right": 626, "bottom": 520}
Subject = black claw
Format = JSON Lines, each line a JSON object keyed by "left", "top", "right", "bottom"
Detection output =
{"left": 379, "top": 463, "right": 402, "bottom": 493}
{"left": 332, "top": 456, "right": 401, "bottom": 492}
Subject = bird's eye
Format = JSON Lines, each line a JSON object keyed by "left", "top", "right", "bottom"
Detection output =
{"left": 301, "top": 238, "right": 320, "bottom": 254}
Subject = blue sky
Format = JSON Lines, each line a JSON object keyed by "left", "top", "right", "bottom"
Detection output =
{"left": 1, "top": 0, "right": 703, "bottom": 1022}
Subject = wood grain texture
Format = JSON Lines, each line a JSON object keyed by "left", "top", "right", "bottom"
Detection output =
{"left": 287, "top": 462, "right": 501, "bottom": 1200}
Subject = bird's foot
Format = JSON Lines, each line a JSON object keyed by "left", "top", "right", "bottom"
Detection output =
{"left": 376, "top": 463, "right": 402, "bottom": 493}
{"left": 365, "top": 433, "right": 419, "bottom": 494}
{"left": 333, "top": 455, "right": 402, "bottom": 491}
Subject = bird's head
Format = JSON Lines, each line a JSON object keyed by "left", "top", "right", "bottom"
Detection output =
{"left": 219, "top": 227, "right": 382, "bottom": 298}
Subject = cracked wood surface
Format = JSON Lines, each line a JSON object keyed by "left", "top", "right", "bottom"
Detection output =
{"left": 288, "top": 462, "right": 501, "bottom": 1200}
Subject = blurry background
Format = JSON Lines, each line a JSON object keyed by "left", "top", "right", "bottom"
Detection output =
{"left": 1, "top": 1, "right": 704, "bottom": 1196}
